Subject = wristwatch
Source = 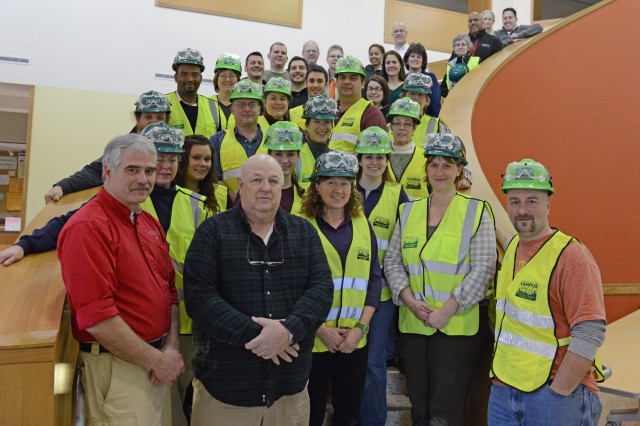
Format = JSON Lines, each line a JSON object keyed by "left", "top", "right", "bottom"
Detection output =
{"left": 287, "top": 330, "right": 295, "bottom": 346}
{"left": 355, "top": 322, "right": 369, "bottom": 335}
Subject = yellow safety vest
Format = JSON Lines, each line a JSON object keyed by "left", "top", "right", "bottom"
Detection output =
{"left": 210, "top": 95, "right": 229, "bottom": 132}
{"left": 140, "top": 186, "right": 211, "bottom": 335}
{"left": 329, "top": 98, "right": 372, "bottom": 152}
{"left": 303, "top": 215, "right": 372, "bottom": 352}
{"left": 446, "top": 56, "right": 480, "bottom": 90}
{"left": 368, "top": 183, "right": 403, "bottom": 301}
{"left": 490, "top": 231, "right": 604, "bottom": 392}
{"left": 413, "top": 115, "right": 441, "bottom": 147}
{"left": 388, "top": 145, "right": 428, "bottom": 200}
{"left": 297, "top": 144, "right": 316, "bottom": 189}
{"left": 398, "top": 194, "right": 485, "bottom": 336}
{"left": 219, "top": 127, "right": 268, "bottom": 192}
{"left": 213, "top": 183, "right": 228, "bottom": 213}
{"left": 165, "top": 92, "right": 218, "bottom": 138}
{"left": 289, "top": 105, "right": 306, "bottom": 130}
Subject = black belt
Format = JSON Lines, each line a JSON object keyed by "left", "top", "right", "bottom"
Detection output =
{"left": 79, "top": 335, "right": 166, "bottom": 354}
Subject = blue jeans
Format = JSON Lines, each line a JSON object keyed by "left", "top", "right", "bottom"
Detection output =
{"left": 360, "top": 299, "right": 396, "bottom": 426}
{"left": 488, "top": 382, "right": 602, "bottom": 425}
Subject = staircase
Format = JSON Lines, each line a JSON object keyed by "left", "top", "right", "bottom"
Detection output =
{"left": 322, "top": 367, "right": 412, "bottom": 425}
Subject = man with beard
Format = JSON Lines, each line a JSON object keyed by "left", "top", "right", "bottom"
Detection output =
{"left": 489, "top": 158, "right": 606, "bottom": 425}
{"left": 288, "top": 56, "right": 309, "bottom": 109}
{"left": 166, "top": 48, "right": 219, "bottom": 138}
{"left": 244, "top": 52, "right": 266, "bottom": 85}
{"left": 264, "top": 42, "right": 290, "bottom": 82}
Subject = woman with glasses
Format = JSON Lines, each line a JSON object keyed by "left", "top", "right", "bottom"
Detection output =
{"left": 263, "top": 121, "right": 306, "bottom": 213}
{"left": 441, "top": 35, "right": 480, "bottom": 98}
{"left": 212, "top": 54, "right": 242, "bottom": 132}
{"left": 300, "top": 151, "right": 382, "bottom": 426}
{"left": 354, "top": 128, "right": 409, "bottom": 426}
{"left": 386, "top": 97, "right": 428, "bottom": 199}
{"left": 382, "top": 50, "right": 406, "bottom": 106}
{"left": 384, "top": 133, "right": 496, "bottom": 426}
{"left": 298, "top": 96, "right": 338, "bottom": 186}
{"left": 364, "top": 75, "right": 391, "bottom": 117}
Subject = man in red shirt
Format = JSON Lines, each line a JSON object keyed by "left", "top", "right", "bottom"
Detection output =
{"left": 489, "top": 158, "right": 606, "bottom": 425}
{"left": 58, "top": 134, "right": 184, "bottom": 425}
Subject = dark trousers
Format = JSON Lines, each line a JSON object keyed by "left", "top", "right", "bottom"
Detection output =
{"left": 402, "top": 314, "right": 486, "bottom": 426}
{"left": 308, "top": 347, "right": 369, "bottom": 426}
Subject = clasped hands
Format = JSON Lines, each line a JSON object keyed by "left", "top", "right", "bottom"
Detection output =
{"left": 406, "top": 299, "right": 452, "bottom": 330}
{"left": 245, "top": 316, "right": 299, "bottom": 365}
{"left": 316, "top": 324, "right": 364, "bottom": 354}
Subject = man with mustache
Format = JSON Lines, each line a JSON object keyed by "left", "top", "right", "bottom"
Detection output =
{"left": 57, "top": 132, "right": 186, "bottom": 425}
{"left": 288, "top": 56, "right": 309, "bottom": 109}
{"left": 489, "top": 158, "right": 606, "bottom": 425}
{"left": 166, "top": 48, "right": 219, "bottom": 138}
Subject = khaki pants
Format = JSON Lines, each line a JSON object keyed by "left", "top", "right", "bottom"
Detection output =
{"left": 191, "top": 377, "right": 310, "bottom": 426}
{"left": 79, "top": 351, "right": 170, "bottom": 426}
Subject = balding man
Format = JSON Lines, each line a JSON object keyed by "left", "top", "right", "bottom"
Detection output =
{"left": 457, "top": 12, "right": 503, "bottom": 62}
{"left": 302, "top": 40, "right": 320, "bottom": 66}
{"left": 184, "top": 155, "right": 333, "bottom": 426}
{"left": 391, "top": 22, "right": 410, "bottom": 57}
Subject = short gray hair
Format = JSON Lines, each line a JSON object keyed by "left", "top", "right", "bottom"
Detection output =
{"left": 452, "top": 34, "right": 473, "bottom": 50}
{"left": 481, "top": 10, "right": 495, "bottom": 20}
{"left": 102, "top": 134, "right": 156, "bottom": 178}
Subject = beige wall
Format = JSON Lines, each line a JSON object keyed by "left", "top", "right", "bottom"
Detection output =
{"left": 26, "top": 87, "right": 137, "bottom": 224}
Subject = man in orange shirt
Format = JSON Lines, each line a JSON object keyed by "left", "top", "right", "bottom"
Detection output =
{"left": 489, "top": 158, "right": 606, "bottom": 425}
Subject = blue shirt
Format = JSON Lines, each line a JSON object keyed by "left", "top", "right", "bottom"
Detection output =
{"left": 210, "top": 125, "right": 264, "bottom": 180}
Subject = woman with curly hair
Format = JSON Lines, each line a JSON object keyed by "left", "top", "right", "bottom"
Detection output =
{"left": 299, "top": 151, "right": 382, "bottom": 426}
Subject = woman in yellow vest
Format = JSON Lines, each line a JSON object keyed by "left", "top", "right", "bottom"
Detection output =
{"left": 299, "top": 151, "right": 382, "bottom": 426}
{"left": 263, "top": 121, "right": 306, "bottom": 214}
{"left": 175, "top": 135, "right": 229, "bottom": 213}
{"left": 298, "top": 95, "right": 338, "bottom": 187}
{"left": 387, "top": 97, "right": 429, "bottom": 200}
{"left": 441, "top": 34, "right": 481, "bottom": 98}
{"left": 354, "top": 127, "right": 410, "bottom": 426}
{"left": 384, "top": 133, "right": 497, "bottom": 426}
{"left": 211, "top": 54, "right": 242, "bottom": 132}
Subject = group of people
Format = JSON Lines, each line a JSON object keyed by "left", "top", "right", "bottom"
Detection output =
{"left": 1, "top": 8, "right": 605, "bottom": 426}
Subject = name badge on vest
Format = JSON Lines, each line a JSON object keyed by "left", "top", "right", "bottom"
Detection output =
{"left": 515, "top": 281, "right": 538, "bottom": 301}
{"left": 357, "top": 247, "right": 370, "bottom": 261}
{"left": 342, "top": 118, "right": 355, "bottom": 127}
{"left": 373, "top": 216, "right": 390, "bottom": 229}
{"left": 171, "top": 122, "right": 185, "bottom": 129}
{"left": 403, "top": 238, "right": 418, "bottom": 249}
{"left": 406, "top": 177, "right": 422, "bottom": 190}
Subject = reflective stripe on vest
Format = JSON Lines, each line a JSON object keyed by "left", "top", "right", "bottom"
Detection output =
{"left": 304, "top": 214, "right": 372, "bottom": 353}
{"left": 489, "top": 231, "right": 601, "bottom": 392}
{"left": 206, "top": 97, "right": 220, "bottom": 132}
{"left": 388, "top": 145, "right": 428, "bottom": 200}
{"left": 368, "top": 182, "right": 402, "bottom": 301}
{"left": 140, "top": 185, "right": 210, "bottom": 335}
{"left": 220, "top": 128, "right": 268, "bottom": 191}
{"left": 165, "top": 92, "right": 218, "bottom": 138}
{"left": 329, "top": 98, "right": 372, "bottom": 152}
{"left": 397, "top": 194, "right": 484, "bottom": 336}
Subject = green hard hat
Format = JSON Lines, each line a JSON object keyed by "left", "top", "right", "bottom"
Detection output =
{"left": 423, "top": 133, "right": 467, "bottom": 165}
{"left": 263, "top": 77, "right": 292, "bottom": 100}
{"left": 264, "top": 121, "right": 304, "bottom": 151}
{"left": 135, "top": 91, "right": 171, "bottom": 113}
{"left": 403, "top": 72, "right": 433, "bottom": 95}
{"left": 303, "top": 96, "right": 337, "bottom": 120}
{"left": 311, "top": 151, "right": 359, "bottom": 180}
{"left": 141, "top": 122, "right": 185, "bottom": 154}
{"left": 387, "top": 97, "right": 421, "bottom": 124}
{"left": 355, "top": 126, "right": 393, "bottom": 154}
{"left": 334, "top": 55, "right": 366, "bottom": 78}
{"left": 229, "top": 80, "right": 264, "bottom": 101}
{"left": 501, "top": 158, "right": 554, "bottom": 194}
{"left": 448, "top": 63, "right": 468, "bottom": 83}
{"left": 214, "top": 53, "right": 242, "bottom": 73}
{"left": 172, "top": 48, "right": 205, "bottom": 72}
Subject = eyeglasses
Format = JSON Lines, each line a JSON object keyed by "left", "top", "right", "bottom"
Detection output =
{"left": 219, "top": 73, "right": 238, "bottom": 81}
{"left": 304, "top": 49, "right": 318, "bottom": 54}
{"left": 233, "top": 101, "right": 260, "bottom": 110}
{"left": 367, "top": 86, "right": 383, "bottom": 93}
{"left": 157, "top": 158, "right": 178, "bottom": 166}
{"left": 247, "top": 235, "right": 284, "bottom": 266}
